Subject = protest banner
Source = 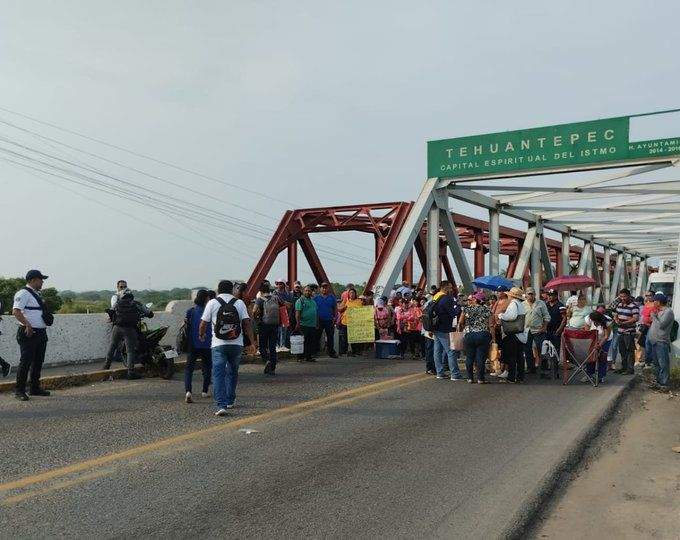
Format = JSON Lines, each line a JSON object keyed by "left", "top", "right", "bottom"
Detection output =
{"left": 347, "top": 306, "right": 375, "bottom": 344}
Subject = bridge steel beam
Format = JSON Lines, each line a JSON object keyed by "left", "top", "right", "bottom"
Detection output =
{"left": 489, "top": 209, "right": 500, "bottom": 275}
{"left": 512, "top": 226, "right": 537, "bottom": 282}
{"left": 634, "top": 258, "right": 648, "bottom": 297}
{"left": 426, "top": 203, "right": 440, "bottom": 290}
{"left": 610, "top": 252, "right": 625, "bottom": 299}
{"left": 603, "top": 246, "right": 612, "bottom": 303}
{"left": 436, "top": 191, "right": 474, "bottom": 291}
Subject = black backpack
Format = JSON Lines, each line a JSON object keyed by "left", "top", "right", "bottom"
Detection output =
{"left": 176, "top": 309, "right": 191, "bottom": 353}
{"left": 214, "top": 298, "right": 242, "bottom": 341}
{"left": 115, "top": 296, "right": 141, "bottom": 327}
{"left": 421, "top": 299, "right": 440, "bottom": 332}
{"left": 22, "top": 287, "right": 54, "bottom": 326}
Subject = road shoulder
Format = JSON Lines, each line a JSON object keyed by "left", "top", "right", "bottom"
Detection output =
{"left": 531, "top": 387, "right": 680, "bottom": 539}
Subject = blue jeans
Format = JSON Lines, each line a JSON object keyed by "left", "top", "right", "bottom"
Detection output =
{"left": 433, "top": 331, "right": 462, "bottom": 378}
{"left": 318, "top": 319, "right": 336, "bottom": 356}
{"left": 609, "top": 329, "right": 619, "bottom": 364}
{"left": 424, "top": 337, "right": 435, "bottom": 372}
{"left": 524, "top": 331, "right": 546, "bottom": 373}
{"left": 211, "top": 344, "right": 242, "bottom": 409}
{"left": 586, "top": 349, "right": 608, "bottom": 381}
{"left": 649, "top": 341, "right": 671, "bottom": 387}
{"left": 645, "top": 338, "right": 654, "bottom": 367}
{"left": 278, "top": 326, "right": 290, "bottom": 348}
{"left": 184, "top": 347, "right": 212, "bottom": 393}
{"left": 464, "top": 330, "right": 491, "bottom": 382}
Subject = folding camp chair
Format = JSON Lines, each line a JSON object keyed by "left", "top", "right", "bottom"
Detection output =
{"left": 561, "top": 328, "right": 600, "bottom": 386}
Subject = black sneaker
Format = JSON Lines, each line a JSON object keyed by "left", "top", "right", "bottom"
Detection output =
{"left": 1, "top": 361, "right": 10, "bottom": 378}
{"left": 15, "top": 391, "right": 29, "bottom": 401}
{"left": 102, "top": 362, "right": 112, "bottom": 370}
{"left": 29, "top": 388, "right": 50, "bottom": 396}
{"left": 329, "top": 352, "right": 338, "bottom": 359}
{"left": 263, "top": 361, "right": 273, "bottom": 374}
{"left": 127, "top": 372, "right": 142, "bottom": 380}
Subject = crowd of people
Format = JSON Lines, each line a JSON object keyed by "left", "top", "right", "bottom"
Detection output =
{"left": 3, "top": 268, "right": 677, "bottom": 417}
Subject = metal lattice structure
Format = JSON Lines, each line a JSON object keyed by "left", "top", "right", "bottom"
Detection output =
{"left": 374, "top": 112, "right": 680, "bottom": 308}
{"left": 245, "top": 203, "right": 605, "bottom": 301}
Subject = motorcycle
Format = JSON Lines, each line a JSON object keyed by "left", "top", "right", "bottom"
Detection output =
{"left": 120, "top": 322, "right": 177, "bottom": 380}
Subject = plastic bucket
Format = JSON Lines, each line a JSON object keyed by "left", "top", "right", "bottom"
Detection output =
{"left": 290, "top": 334, "right": 304, "bottom": 355}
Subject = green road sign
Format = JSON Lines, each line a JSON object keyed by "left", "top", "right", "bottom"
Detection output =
{"left": 428, "top": 115, "right": 680, "bottom": 179}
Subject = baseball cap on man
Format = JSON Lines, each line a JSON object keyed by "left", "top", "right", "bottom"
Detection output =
{"left": 26, "top": 269, "right": 48, "bottom": 281}
{"left": 547, "top": 289, "right": 558, "bottom": 296}
{"left": 275, "top": 277, "right": 286, "bottom": 284}
{"left": 653, "top": 292, "right": 668, "bottom": 303}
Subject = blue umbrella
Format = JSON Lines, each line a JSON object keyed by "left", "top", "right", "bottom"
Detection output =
{"left": 472, "top": 275, "right": 513, "bottom": 292}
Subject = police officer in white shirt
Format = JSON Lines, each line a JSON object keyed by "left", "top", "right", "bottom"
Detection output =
{"left": 12, "top": 269, "right": 52, "bottom": 400}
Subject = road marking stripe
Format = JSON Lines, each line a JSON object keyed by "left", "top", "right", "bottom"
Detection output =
{"left": 1, "top": 469, "right": 115, "bottom": 505}
{"left": 0, "top": 372, "right": 428, "bottom": 493}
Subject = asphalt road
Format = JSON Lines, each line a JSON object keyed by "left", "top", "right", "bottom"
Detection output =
{"left": 0, "top": 356, "right": 631, "bottom": 539}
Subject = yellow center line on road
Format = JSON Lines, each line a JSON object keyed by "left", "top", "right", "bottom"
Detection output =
{"left": 0, "top": 372, "right": 429, "bottom": 494}
{"left": 1, "top": 469, "right": 115, "bottom": 506}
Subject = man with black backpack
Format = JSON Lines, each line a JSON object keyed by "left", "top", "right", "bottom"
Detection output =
{"left": 253, "top": 281, "right": 282, "bottom": 375}
{"left": 200, "top": 280, "right": 256, "bottom": 417}
{"left": 12, "top": 270, "right": 54, "bottom": 400}
{"left": 103, "top": 289, "right": 153, "bottom": 379}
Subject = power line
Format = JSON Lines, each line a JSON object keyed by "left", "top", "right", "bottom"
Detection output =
{"left": 0, "top": 155, "right": 374, "bottom": 272}
{"left": 0, "top": 108, "right": 376, "bottom": 255}
{"left": 0, "top": 105, "right": 295, "bottom": 205}
{"left": 0, "top": 130, "right": 376, "bottom": 265}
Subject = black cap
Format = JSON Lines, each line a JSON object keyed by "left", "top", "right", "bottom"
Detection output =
{"left": 26, "top": 269, "right": 48, "bottom": 281}
{"left": 547, "top": 289, "right": 558, "bottom": 295}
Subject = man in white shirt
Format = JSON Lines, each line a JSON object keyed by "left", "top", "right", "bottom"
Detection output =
{"left": 110, "top": 279, "right": 128, "bottom": 309}
{"left": 12, "top": 269, "right": 52, "bottom": 401}
{"left": 199, "top": 280, "right": 256, "bottom": 416}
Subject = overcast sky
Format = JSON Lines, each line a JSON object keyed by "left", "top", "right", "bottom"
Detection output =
{"left": 1, "top": 1, "right": 679, "bottom": 291}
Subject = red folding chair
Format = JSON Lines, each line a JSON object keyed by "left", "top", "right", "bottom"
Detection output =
{"left": 561, "top": 328, "right": 600, "bottom": 386}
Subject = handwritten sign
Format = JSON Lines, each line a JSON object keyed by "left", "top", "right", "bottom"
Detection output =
{"left": 347, "top": 306, "right": 375, "bottom": 344}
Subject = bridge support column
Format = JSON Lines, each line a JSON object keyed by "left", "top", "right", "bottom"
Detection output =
{"left": 561, "top": 232, "right": 571, "bottom": 277}
{"left": 426, "top": 204, "right": 440, "bottom": 291}
{"left": 603, "top": 246, "right": 612, "bottom": 304}
{"left": 512, "top": 226, "right": 537, "bottom": 284}
{"left": 287, "top": 240, "right": 298, "bottom": 288}
{"left": 488, "top": 209, "right": 500, "bottom": 276}
{"left": 530, "top": 223, "right": 542, "bottom": 293}
{"left": 610, "top": 252, "right": 624, "bottom": 299}
{"left": 634, "top": 257, "right": 647, "bottom": 297}
{"left": 474, "top": 230, "right": 485, "bottom": 277}
{"left": 435, "top": 190, "right": 473, "bottom": 292}
{"left": 402, "top": 251, "right": 414, "bottom": 284}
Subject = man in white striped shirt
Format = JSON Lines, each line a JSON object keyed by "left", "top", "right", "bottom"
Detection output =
{"left": 613, "top": 288, "right": 639, "bottom": 375}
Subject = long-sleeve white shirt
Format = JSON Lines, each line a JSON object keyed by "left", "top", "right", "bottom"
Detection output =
{"left": 498, "top": 299, "right": 528, "bottom": 343}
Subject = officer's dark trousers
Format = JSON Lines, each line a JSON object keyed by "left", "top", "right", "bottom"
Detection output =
{"left": 16, "top": 327, "right": 48, "bottom": 393}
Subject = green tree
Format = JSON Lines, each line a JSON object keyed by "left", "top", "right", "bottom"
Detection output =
{"left": 41, "top": 287, "right": 63, "bottom": 313}
{"left": 0, "top": 277, "right": 63, "bottom": 314}
{"left": 0, "top": 277, "right": 25, "bottom": 314}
